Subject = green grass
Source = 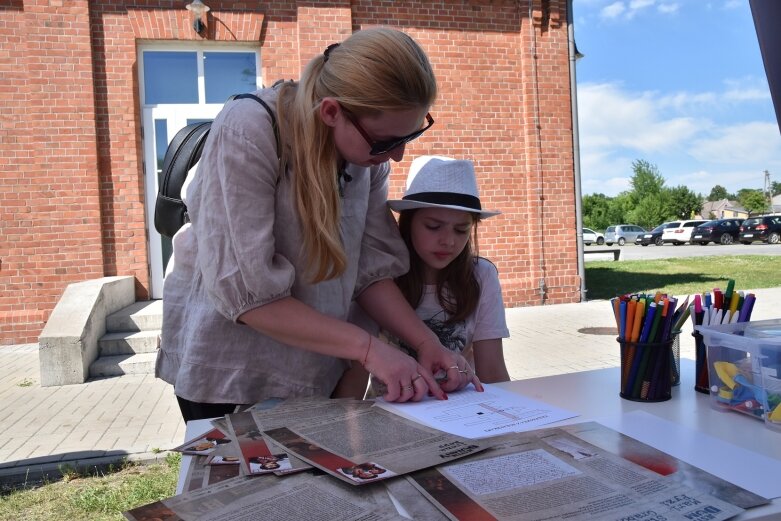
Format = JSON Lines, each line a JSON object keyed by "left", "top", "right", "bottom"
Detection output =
{"left": 0, "top": 453, "right": 181, "bottom": 521}
{"left": 585, "top": 255, "right": 780, "bottom": 301}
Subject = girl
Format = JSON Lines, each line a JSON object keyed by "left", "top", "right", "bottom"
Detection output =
{"left": 157, "top": 29, "right": 479, "bottom": 422}
{"left": 389, "top": 155, "right": 510, "bottom": 383}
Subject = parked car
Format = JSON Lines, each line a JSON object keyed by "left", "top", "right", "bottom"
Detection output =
{"left": 739, "top": 215, "right": 781, "bottom": 244}
{"left": 636, "top": 222, "right": 677, "bottom": 246}
{"left": 662, "top": 219, "right": 708, "bottom": 245}
{"left": 690, "top": 218, "right": 744, "bottom": 245}
{"left": 604, "top": 224, "right": 646, "bottom": 246}
{"left": 582, "top": 228, "right": 605, "bottom": 245}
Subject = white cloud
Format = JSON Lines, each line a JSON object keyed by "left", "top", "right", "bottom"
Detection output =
{"left": 722, "top": 77, "right": 772, "bottom": 102}
{"left": 576, "top": 82, "right": 781, "bottom": 196}
{"left": 600, "top": 2, "right": 626, "bottom": 19}
{"left": 578, "top": 83, "right": 700, "bottom": 153}
{"left": 598, "top": 0, "right": 678, "bottom": 20}
{"left": 629, "top": 0, "right": 654, "bottom": 9}
{"left": 689, "top": 122, "right": 781, "bottom": 164}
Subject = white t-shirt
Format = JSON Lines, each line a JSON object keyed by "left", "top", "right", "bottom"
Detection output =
{"left": 395, "top": 257, "right": 510, "bottom": 364}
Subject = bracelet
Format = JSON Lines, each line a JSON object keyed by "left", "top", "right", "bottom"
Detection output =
{"left": 362, "top": 333, "right": 372, "bottom": 366}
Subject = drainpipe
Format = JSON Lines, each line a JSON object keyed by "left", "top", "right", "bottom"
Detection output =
{"left": 567, "top": 0, "right": 587, "bottom": 302}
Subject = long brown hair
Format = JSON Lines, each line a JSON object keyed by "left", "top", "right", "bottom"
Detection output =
{"left": 395, "top": 209, "right": 481, "bottom": 323}
{"left": 276, "top": 28, "right": 437, "bottom": 282}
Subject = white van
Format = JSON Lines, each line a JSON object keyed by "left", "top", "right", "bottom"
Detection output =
{"left": 662, "top": 219, "right": 708, "bottom": 245}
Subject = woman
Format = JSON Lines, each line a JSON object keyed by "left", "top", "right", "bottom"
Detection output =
{"left": 156, "top": 28, "right": 479, "bottom": 422}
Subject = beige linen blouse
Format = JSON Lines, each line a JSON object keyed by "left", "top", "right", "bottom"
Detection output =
{"left": 155, "top": 88, "right": 409, "bottom": 404}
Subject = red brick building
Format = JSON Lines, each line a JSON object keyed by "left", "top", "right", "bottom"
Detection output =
{"left": 0, "top": 0, "right": 582, "bottom": 345}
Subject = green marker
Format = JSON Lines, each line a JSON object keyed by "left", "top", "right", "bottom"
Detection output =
{"left": 725, "top": 279, "right": 735, "bottom": 302}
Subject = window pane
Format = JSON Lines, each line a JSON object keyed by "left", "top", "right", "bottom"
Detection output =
{"left": 204, "top": 52, "right": 258, "bottom": 103}
{"left": 155, "top": 119, "right": 168, "bottom": 173}
{"left": 144, "top": 51, "right": 198, "bottom": 104}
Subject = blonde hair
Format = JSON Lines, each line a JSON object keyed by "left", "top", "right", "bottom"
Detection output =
{"left": 277, "top": 28, "right": 437, "bottom": 282}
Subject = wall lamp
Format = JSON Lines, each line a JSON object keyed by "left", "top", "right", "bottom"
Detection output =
{"left": 186, "top": 0, "right": 210, "bottom": 35}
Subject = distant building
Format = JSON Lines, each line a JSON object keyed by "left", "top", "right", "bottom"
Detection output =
{"left": 697, "top": 199, "right": 749, "bottom": 220}
{"left": 772, "top": 194, "right": 781, "bottom": 213}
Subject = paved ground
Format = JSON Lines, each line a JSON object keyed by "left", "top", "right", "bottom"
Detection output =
{"left": 2, "top": 287, "right": 779, "bottom": 485}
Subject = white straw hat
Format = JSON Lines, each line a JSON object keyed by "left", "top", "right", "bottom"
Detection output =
{"left": 387, "top": 155, "right": 500, "bottom": 218}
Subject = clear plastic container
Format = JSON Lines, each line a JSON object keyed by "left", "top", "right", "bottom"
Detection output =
{"left": 696, "top": 319, "right": 781, "bottom": 432}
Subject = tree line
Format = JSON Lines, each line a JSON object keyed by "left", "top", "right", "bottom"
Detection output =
{"left": 582, "top": 159, "right": 781, "bottom": 232}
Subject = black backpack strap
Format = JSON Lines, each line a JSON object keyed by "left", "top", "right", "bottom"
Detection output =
{"left": 232, "top": 93, "right": 280, "bottom": 160}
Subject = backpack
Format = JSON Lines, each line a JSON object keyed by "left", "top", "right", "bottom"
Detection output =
{"left": 154, "top": 93, "right": 280, "bottom": 239}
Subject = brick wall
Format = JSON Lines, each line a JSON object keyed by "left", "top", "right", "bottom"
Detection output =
{"left": 0, "top": 0, "right": 580, "bottom": 345}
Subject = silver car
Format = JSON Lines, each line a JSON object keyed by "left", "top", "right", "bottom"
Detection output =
{"left": 604, "top": 224, "right": 646, "bottom": 246}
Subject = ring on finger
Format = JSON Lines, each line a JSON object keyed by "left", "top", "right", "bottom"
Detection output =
{"left": 448, "top": 365, "right": 459, "bottom": 371}
{"left": 402, "top": 385, "right": 414, "bottom": 391}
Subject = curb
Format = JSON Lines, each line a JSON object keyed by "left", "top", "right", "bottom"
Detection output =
{"left": 0, "top": 450, "right": 174, "bottom": 489}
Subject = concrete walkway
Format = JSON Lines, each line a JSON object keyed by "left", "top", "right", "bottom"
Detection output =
{"left": 2, "top": 287, "right": 779, "bottom": 485}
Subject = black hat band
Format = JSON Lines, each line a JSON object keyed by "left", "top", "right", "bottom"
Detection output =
{"left": 402, "top": 192, "right": 482, "bottom": 211}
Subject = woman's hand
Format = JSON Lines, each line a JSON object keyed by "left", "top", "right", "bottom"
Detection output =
{"left": 415, "top": 339, "right": 483, "bottom": 394}
{"left": 363, "top": 337, "right": 446, "bottom": 402}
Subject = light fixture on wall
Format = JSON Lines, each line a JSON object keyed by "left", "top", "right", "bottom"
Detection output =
{"left": 186, "top": 0, "right": 210, "bottom": 34}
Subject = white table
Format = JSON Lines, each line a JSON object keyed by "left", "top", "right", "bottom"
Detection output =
{"left": 496, "top": 358, "right": 780, "bottom": 521}
{"left": 179, "top": 359, "right": 780, "bottom": 520}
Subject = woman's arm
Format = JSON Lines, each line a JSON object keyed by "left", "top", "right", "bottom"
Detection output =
{"left": 238, "top": 297, "right": 446, "bottom": 401}
{"left": 356, "top": 279, "right": 483, "bottom": 393}
{"left": 473, "top": 339, "right": 510, "bottom": 383}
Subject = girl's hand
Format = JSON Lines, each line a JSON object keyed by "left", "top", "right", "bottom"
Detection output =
{"left": 415, "top": 339, "right": 484, "bottom": 394}
{"left": 363, "top": 338, "right": 446, "bottom": 402}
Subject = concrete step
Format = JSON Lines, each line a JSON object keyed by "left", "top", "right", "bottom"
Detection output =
{"left": 98, "top": 330, "right": 160, "bottom": 356}
{"left": 106, "top": 300, "right": 163, "bottom": 333}
{"left": 89, "top": 353, "right": 157, "bottom": 378}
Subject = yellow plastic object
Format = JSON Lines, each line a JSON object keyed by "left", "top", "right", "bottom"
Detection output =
{"left": 714, "top": 361, "right": 739, "bottom": 389}
{"left": 769, "top": 403, "right": 781, "bottom": 422}
{"left": 717, "top": 386, "right": 733, "bottom": 400}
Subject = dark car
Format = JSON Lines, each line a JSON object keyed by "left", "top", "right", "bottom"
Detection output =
{"left": 739, "top": 215, "right": 781, "bottom": 244}
{"left": 635, "top": 222, "right": 677, "bottom": 246}
{"left": 690, "top": 218, "right": 744, "bottom": 245}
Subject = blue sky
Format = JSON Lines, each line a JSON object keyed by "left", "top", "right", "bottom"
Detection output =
{"left": 573, "top": 0, "right": 781, "bottom": 197}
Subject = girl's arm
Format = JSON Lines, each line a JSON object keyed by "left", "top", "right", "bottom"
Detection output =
{"left": 238, "top": 297, "right": 446, "bottom": 401}
{"left": 472, "top": 338, "right": 510, "bottom": 383}
{"left": 356, "top": 279, "right": 483, "bottom": 393}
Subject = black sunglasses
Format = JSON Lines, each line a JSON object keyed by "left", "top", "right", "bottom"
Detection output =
{"left": 342, "top": 109, "right": 434, "bottom": 156}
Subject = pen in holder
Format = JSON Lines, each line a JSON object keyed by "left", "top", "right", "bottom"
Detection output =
{"left": 693, "top": 331, "right": 709, "bottom": 394}
{"left": 618, "top": 331, "right": 680, "bottom": 402}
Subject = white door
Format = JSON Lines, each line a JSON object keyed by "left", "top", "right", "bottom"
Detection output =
{"left": 139, "top": 46, "right": 261, "bottom": 298}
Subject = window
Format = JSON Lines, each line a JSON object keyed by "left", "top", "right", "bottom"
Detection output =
{"left": 141, "top": 49, "right": 260, "bottom": 105}
{"left": 204, "top": 52, "right": 258, "bottom": 102}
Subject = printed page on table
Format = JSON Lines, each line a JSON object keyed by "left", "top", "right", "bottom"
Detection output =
{"left": 247, "top": 397, "right": 375, "bottom": 476}
{"left": 375, "top": 384, "right": 579, "bottom": 438}
{"left": 170, "top": 426, "right": 233, "bottom": 456}
{"left": 263, "top": 404, "right": 497, "bottom": 486}
{"left": 225, "top": 411, "right": 293, "bottom": 475}
{"left": 406, "top": 426, "right": 745, "bottom": 521}
{"left": 561, "top": 421, "right": 768, "bottom": 511}
{"left": 124, "top": 471, "right": 406, "bottom": 521}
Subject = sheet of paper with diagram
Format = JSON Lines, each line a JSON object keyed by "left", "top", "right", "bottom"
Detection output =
{"left": 375, "top": 383, "right": 579, "bottom": 438}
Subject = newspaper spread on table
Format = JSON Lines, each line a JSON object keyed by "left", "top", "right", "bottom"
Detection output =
{"left": 261, "top": 400, "right": 494, "bottom": 485}
{"left": 127, "top": 397, "right": 760, "bottom": 520}
{"left": 406, "top": 427, "right": 745, "bottom": 521}
{"left": 124, "top": 472, "right": 405, "bottom": 521}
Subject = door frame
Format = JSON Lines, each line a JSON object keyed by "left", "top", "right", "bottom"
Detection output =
{"left": 138, "top": 43, "right": 261, "bottom": 298}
